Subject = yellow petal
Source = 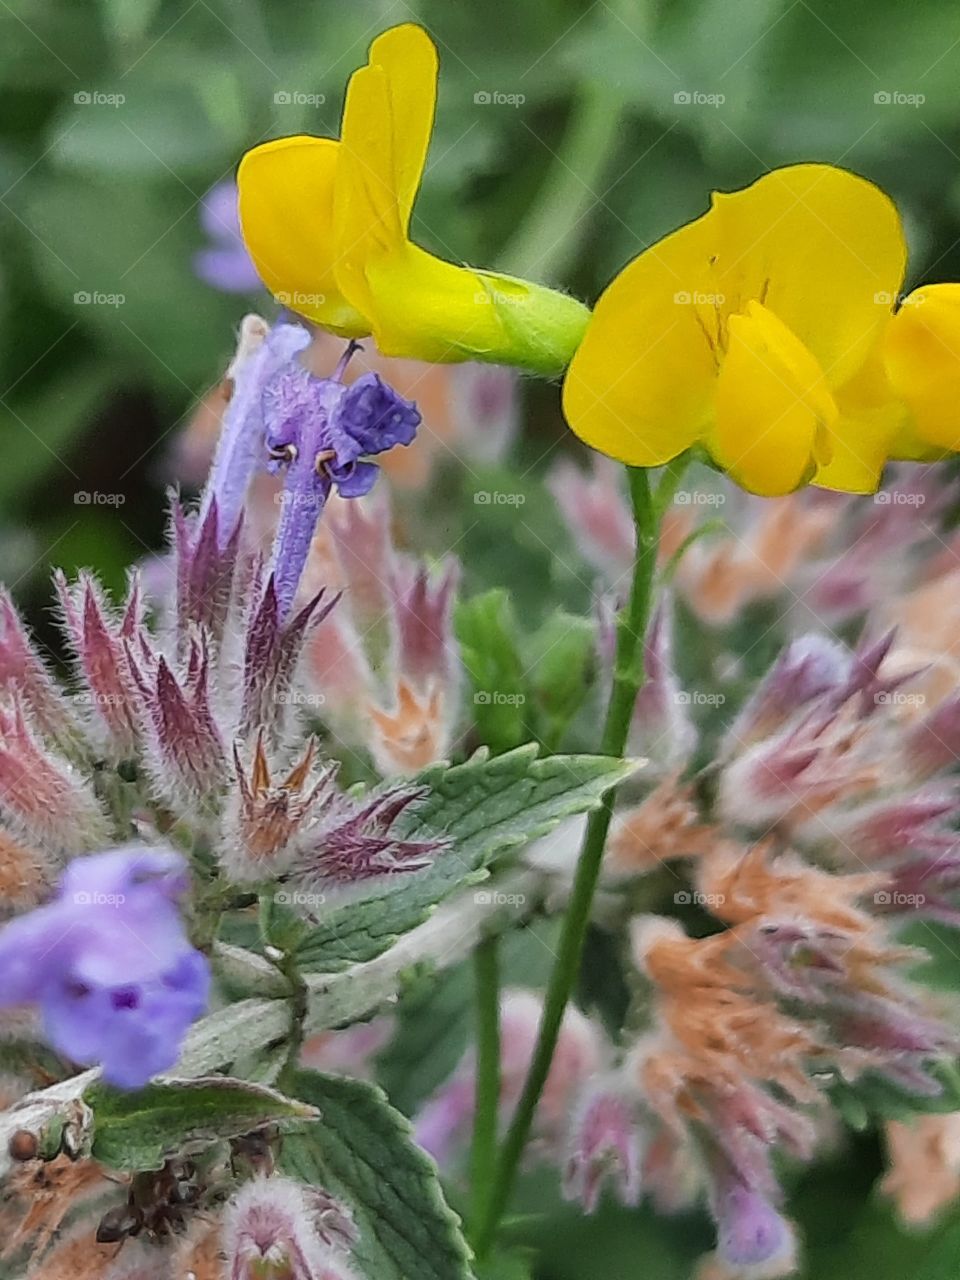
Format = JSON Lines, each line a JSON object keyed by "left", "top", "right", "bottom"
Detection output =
{"left": 709, "top": 163, "right": 906, "bottom": 387}
{"left": 333, "top": 25, "right": 438, "bottom": 322}
{"left": 709, "top": 300, "right": 838, "bottom": 496}
{"left": 562, "top": 162, "right": 904, "bottom": 474}
{"left": 814, "top": 333, "right": 906, "bottom": 492}
{"left": 334, "top": 26, "right": 588, "bottom": 373}
{"left": 562, "top": 214, "right": 721, "bottom": 466}
{"left": 884, "top": 284, "right": 960, "bottom": 451}
{"left": 236, "top": 136, "right": 368, "bottom": 336}
{"left": 365, "top": 24, "right": 438, "bottom": 235}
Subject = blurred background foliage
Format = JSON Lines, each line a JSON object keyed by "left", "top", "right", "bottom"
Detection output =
{"left": 4, "top": 1, "right": 960, "bottom": 1271}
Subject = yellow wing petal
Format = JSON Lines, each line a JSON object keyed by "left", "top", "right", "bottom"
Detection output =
{"left": 237, "top": 136, "right": 369, "bottom": 335}
{"left": 884, "top": 284, "right": 960, "bottom": 451}
{"left": 709, "top": 301, "right": 838, "bottom": 496}
{"left": 561, "top": 211, "right": 720, "bottom": 466}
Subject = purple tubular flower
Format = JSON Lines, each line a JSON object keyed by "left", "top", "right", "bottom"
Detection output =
{"left": 193, "top": 181, "right": 263, "bottom": 294}
{"left": 201, "top": 317, "right": 311, "bottom": 544}
{"left": 0, "top": 846, "right": 209, "bottom": 1089}
{"left": 264, "top": 356, "right": 420, "bottom": 618}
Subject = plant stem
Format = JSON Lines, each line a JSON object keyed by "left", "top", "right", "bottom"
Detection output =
{"left": 472, "top": 459, "right": 686, "bottom": 1259}
{"left": 469, "top": 935, "right": 502, "bottom": 1235}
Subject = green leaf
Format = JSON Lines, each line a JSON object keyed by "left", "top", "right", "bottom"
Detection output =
{"left": 281, "top": 1069, "right": 474, "bottom": 1280}
{"left": 85, "top": 1075, "right": 316, "bottom": 1171}
{"left": 293, "top": 745, "right": 638, "bottom": 972}
{"left": 456, "top": 589, "right": 529, "bottom": 752}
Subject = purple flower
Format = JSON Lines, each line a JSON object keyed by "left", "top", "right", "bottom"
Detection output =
{"left": 713, "top": 1182, "right": 793, "bottom": 1269}
{"left": 0, "top": 846, "right": 209, "bottom": 1089}
{"left": 201, "top": 316, "right": 311, "bottom": 545}
{"left": 265, "top": 354, "right": 420, "bottom": 617}
{"left": 194, "top": 181, "right": 262, "bottom": 294}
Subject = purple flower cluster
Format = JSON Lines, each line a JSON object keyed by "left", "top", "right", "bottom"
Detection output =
{"left": 0, "top": 846, "right": 209, "bottom": 1088}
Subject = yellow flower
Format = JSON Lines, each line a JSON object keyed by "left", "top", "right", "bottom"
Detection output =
{"left": 237, "top": 24, "right": 589, "bottom": 376}
{"left": 562, "top": 163, "right": 950, "bottom": 496}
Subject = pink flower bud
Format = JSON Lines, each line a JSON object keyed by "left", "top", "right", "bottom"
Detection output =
{"left": 563, "top": 1078, "right": 643, "bottom": 1212}
{"left": 223, "top": 1175, "right": 359, "bottom": 1280}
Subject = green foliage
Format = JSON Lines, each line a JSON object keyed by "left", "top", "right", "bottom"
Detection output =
{"left": 293, "top": 745, "right": 636, "bottom": 971}
{"left": 282, "top": 1069, "right": 474, "bottom": 1280}
{"left": 85, "top": 1075, "right": 315, "bottom": 1170}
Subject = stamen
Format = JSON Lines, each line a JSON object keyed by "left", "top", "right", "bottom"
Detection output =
{"left": 269, "top": 443, "right": 298, "bottom": 464}
{"left": 332, "top": 339, "right": 365, "bottom": 383}
{"left": 314, "top": 448, "right": 337, "bottom": 474}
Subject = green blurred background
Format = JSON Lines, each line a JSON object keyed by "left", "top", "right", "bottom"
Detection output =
{"left": 4, "top": 3, "right": 960, "bottom": 1270}
{"left": 3, "top": 0, "right": 960, "bottom": 610}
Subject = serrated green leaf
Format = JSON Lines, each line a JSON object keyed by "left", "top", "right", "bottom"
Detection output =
{"left": 85, "top": 1075, "right": 316, "bottom": 1171}
{"left": 281, "top": 1069, "right": 474, "bottom": 1280}
{"left": 293, "top": 746, "right": 638, "bottom": 972}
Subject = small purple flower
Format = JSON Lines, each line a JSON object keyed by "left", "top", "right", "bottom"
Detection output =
{"left": 194, "top": 181, "right": 262, "bottom": 294}
{"left": 713, "top": 1182, "right": 793, "bottom": 1269}
{"left": 0, "top": 845, "right": 210, "bottom": 1089}
{"left": 265, "top": 350, "right": 420, "bottom": 617}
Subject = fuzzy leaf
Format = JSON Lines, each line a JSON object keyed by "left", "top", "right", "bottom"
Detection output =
{"left": 281, "top": 1069, "right": 474, "bottom": 1280}
{"left": 85, "top": 1075, "right": 316, "bottom": 1171}
{"left": 293, "top": 745, "right": 638, "bottom": 971}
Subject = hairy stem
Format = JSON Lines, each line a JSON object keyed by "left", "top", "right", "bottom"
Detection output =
{"left": 472, "top": 459, "right": 687, "bottom": 1258}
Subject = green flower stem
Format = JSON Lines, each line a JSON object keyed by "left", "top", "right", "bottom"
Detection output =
{"left": 471, "top": 458, "right": 687, "bottom": 1259}
{"left": 469, "top": 934, "right": 502, "bottom": 1234}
